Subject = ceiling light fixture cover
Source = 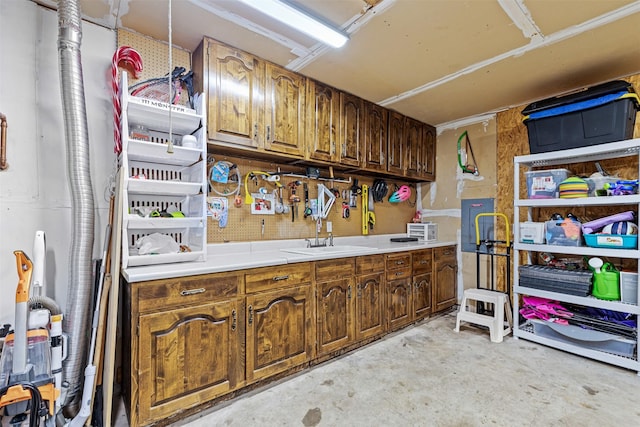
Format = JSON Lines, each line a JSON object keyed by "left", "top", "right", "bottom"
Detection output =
{"left": 237, "top": 0, "right": 349, "bottom": 48}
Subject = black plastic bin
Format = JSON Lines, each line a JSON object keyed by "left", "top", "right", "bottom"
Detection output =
{"left": 522, "top": 80, "right": 639, "bottom": 154}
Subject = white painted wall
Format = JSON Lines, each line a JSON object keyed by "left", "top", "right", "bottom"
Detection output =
{"left": 0, "top": 1, "right": 115, "bottom": 327}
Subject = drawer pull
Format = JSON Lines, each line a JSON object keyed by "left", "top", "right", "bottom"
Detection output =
{"left": 180, "top": 288, "right": 205, "bottom": 296}
{"left": 395, "top": 271, "right": 403, "bottom": 276}
{"left": 272, "top": 275, "right": 290, "bottom": 281}
{"left": 395, "top": 261, "right": 404, "bottom": 265}
{"left": 420, "top": 260, "right": 428, "bottom": 264}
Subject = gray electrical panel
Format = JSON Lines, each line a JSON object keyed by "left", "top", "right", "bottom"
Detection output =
{"left": 461, "top": 198, "right": 494, "bottom": 253}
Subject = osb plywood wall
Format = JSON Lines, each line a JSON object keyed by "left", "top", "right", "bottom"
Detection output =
{"left": 206, "top": 152, "right": 417, "bottom": 243}
{"left": 117, "top": 29, "right": 417, "bottom": 243}
{"left": 496, "top": 74, "right": 640, "bottom": 290}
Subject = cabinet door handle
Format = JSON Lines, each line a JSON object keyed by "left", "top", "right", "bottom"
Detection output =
{"left": 248, "top": 305, "right": 253, "bottom": 325}
{"left": 231, "top": 309, "right": 237, "bottom": 331}
{"left": 180, "top": 287, "right": 205, "bottom": 296}
{"left": 266, "top": 125, "right": 271, "bottom": 141}
{"left": 347, "top": 284, "right": 352, "bottom": 299}
{"left": 272, "top": 275, "right": 290, "bottom": 281}
{"left": 254, "top": 123, "right": 258, "bottom": 139}
{"left": 357, "top": 283, "right": 362, "bottom": 298}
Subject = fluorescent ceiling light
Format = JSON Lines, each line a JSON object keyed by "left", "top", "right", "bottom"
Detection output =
{"left": 237, "top": 0, "right": 349, "bottom": 48}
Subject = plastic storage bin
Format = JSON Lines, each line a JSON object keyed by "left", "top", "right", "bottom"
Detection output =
{"left": 619, "top": 271, "right": 638, "bottom": 304}
{"left": 545, "top": 218, "right": 582, "bottom": 246}
{"left": 529, "top": 319, "right": 636, "bottom": 358}
{"left": 583, "top": 234, "right": 638, "bottom": 249}
{"left": 525, "top": 168, "right": 570, "bottom": 199}
{"left": 522, "top": 80, "right": 640, "bottom": 154}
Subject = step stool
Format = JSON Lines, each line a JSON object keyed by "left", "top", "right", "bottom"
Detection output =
{"left": 454, "top": 288, "right": 511, "bottom": 343}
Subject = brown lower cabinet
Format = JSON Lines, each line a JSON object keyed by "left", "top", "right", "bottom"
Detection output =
{"left": 123, "top": 246, "right": 456, "bottom": 426}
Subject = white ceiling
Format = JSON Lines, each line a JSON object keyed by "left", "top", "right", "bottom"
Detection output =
{"left": 38, "top": 0, "right": 640, "bottom": 128}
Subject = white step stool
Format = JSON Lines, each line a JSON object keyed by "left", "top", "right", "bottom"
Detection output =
{"left": 454, "top": 288, "right": 512, "bottom": 343}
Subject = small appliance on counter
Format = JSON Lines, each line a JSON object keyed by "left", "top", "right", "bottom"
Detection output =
{"left": 407, "top": 223, "right": 438, "bottom": 242}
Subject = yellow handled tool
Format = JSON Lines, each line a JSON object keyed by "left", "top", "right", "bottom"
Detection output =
{"left": 361, "top": 184, "right": 369, "bottom": 235}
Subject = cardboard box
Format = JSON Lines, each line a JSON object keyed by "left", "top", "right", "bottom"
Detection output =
{"left": 519, "top": 222, "right": 545, "bottom": 244}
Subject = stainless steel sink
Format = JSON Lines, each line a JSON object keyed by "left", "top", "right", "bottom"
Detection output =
{"left": 280, "top": 245, "right": 373, "bottom": 255}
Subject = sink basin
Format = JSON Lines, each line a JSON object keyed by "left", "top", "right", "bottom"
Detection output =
{"left": 280, "top": 245, "right": 373, "bottom": 255}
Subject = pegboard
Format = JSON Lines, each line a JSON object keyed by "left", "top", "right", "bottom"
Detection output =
{"left": 206, "top": 153, "right": 418, "bottom": 243}
{"left": 117, "top": 30, "right": 191, "bottom": 106}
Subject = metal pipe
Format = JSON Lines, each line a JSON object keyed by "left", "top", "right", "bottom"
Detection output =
{"left": 0, "top": 112, "right": 7, "bottom": 170}
{"left": 57, "top": 0, "right": 95, "bottom": 415}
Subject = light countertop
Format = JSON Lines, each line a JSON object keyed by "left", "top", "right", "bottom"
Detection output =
{"left": 122, "top": 234, "right": 457, "bottom": 282}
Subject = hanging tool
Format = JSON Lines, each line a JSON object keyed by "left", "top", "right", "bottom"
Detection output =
{"left": 342, "top": 202, "right": 350, "bottom": 219}
{"left": 367, "top": 186, "right": 376, "bottom": 231}
{"left": 457, "top": 130, "right": 479, "bottom": 175}
{"left": 303, "top": 183, "right": 312, "bottom": 218}
{"left": 288, "top": 181, "right": 301, "bottom": 222}
{"left": 361, "top": 184, "right": 370, "bottom": 235}
{"left": 349, "top": 178, "right": 360, "bottom": 208}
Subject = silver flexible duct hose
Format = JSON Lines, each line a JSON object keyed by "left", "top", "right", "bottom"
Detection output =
{"left": 57, "top": 0, "right": 95, "bottom": 415}
{"left": 29, "top": 295, "right": 62, "bottom": 315}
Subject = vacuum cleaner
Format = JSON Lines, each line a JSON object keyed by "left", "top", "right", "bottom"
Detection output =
{"left": 0, "top": 233, "right": 62, "bottom": 427}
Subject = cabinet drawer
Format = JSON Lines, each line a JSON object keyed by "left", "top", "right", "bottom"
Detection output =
{"left": 386, "top": 253, "right": 411, "bottom": 271}
{"left": 434, "top": 245, "right": 456, "bottom": 261}
{"left": 386, "top": 267, "right": 411, "bottom": 281}
{"left": 136, "top": 272, "right": 240, "bottom": 313}
{"left": 412, "top": 249, "right": 433, "bottom": 275}
{"left": 315, "top": 258, "right": 355, "bottom": 282}
{"left": 356, "top": 254, "right": 385, "bottom": 275}
{"left": 245, "top": 263, "right": 312, "bottom": 293}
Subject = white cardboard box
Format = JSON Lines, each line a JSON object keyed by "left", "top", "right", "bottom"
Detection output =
{"left": 520, "top": 222, "right": 545, "bottom": 244}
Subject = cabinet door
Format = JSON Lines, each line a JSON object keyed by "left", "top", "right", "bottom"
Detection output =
{"left": 306, "top": 80, "right": 339, "bottom": 162}
{"left": 387, "top": 111, "right": 405, "bottom": 175}
{"left": 433, "top": 246, "right": 458, "bottom": 313}
{"left": 363, "top": 101, "right": 388, "bottom": 172}
{"left": 264, "top": 64, "right": 306, "bottom": 157}
{"left": 317, "top": 277, "right": 354, "bottom": 355}
{"left": 138, "top": 299, "right": 241, "bottom": 424}
{"left": 413, "top": 272, "right": 432, "bottom": 320}
{"left": 339, "top": 92, "right": 363, "bottom": 167}
{"left": 355, "top": 272, "right": 385, "bottom": 340}
{"left": 405, "top": 117, "right": 423, "bottom": 178}
{"left": 207, "top": 41, "right": 264, "bottom": 148}
{"left": 246, "top": 285, "right": 314, "bottom": 382}
{"left": 387, "top": 278, "right": 413, "bottom": 331}
{"left": 420, "top": 125, "right": 436, "bottom": 181}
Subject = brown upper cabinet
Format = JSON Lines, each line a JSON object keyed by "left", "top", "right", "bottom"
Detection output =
{"left": 200, "top": 41, "right": 264, "bottom": 149}
{"left": 306, "top": 79, "right": 340, "bottom": 162}
{"left": 405, "top": 117, "right": 423, "bottom": 179}
{"left": 264, "top": 64, "right": 306, "bottom": 157}
{"left": 194, "top": 37, "right": 436, "bottom": 181}
{"left": 387, "top": 111, "right": 405, "bottom": 175}
{"left": 363, "top": 101, "right": 388, "bottom": 172}
{"left": 421, "top": 126, "right": 437, "bottom": 181}
{"left": 339, "top": 92, "right": 363, "bottom": 168}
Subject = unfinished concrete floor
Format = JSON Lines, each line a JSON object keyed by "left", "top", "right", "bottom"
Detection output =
{"left": 122, "top": 312, "right": 640, "bottom": 426}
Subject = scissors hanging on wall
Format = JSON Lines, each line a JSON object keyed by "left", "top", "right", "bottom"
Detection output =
{"left": 457, "top": 130, "right": 479, "bottom": 176}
